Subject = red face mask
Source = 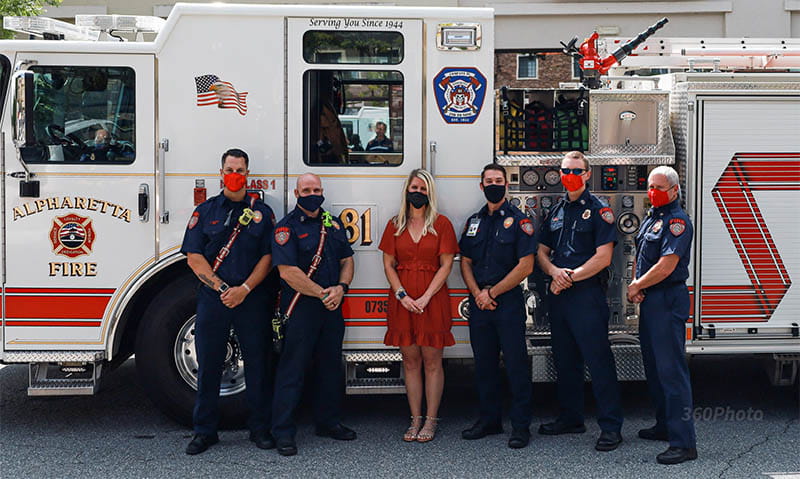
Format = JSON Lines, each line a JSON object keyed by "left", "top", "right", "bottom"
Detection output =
{"left": 223, "top": 172, "right": 247, "bottom": 192}
{"left": 561, "top": 174, "right": 584, "bottom": 192}
{"left": 648, "top": 187, "right": 672, "bottom": 207}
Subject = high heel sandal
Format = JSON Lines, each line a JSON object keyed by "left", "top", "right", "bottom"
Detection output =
{"left": 416, "top": 416, "right": 440, "bottom": 443}
{"left": 404, "top": 416, "right": 424, "bottom": 442}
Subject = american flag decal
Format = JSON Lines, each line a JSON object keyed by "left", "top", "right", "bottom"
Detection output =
{"left": 195, "top": 74, "right": 248, "bottom": 116}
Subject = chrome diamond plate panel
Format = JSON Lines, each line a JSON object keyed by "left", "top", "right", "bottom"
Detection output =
{"left": 3, "top": 351, "right": 105, "bottom": 363}
{"left": 529, "top": 344, "right": 645, "bottom": 382}
{"left": 589, "top": 91, "right": 675, "bottom": 159}
{"left": 343, "top": 351, "right": 402, "bottom": 362}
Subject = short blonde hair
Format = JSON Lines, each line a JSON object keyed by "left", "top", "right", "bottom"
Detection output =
{"left": 563, "top": 151, "right": 589, "bottom": 170}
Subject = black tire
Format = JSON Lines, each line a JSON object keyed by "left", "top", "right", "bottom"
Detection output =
{"left": 134, "top": 274, "right": 248, "bottom": 429}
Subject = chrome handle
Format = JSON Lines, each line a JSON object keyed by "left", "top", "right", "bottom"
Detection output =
{"left": 138, "top": 183, "right": 149, "bottom": 222}
{"left": 158, "top": 138, "right": 169, "bottom": 224}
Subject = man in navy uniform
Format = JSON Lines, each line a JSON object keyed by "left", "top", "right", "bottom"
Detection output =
{"left": 181, "top": 148, "right": 277, "bottom": 455}
{"left": 270, "top": 173, "right": 356, "bottom": 456}
{"left": 537, "top": 151, "right": 624, "bottom": 451}
{"left": 627, "top": 165, "right": 697, "bottom": 464}
{"left": 459, "top": 164, "right": 536, "bottom": 449}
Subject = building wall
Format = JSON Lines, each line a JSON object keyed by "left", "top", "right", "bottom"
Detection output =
{"left": 495, "top": 52, "right": 574, "bottom": 89}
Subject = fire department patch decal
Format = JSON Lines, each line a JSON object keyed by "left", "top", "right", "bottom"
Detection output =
{"left": 599, "top": 207, "right": 615, "bottom": 224}
{"left": 49, "top": 213, "right": 96, "bottom": 258}
{"left": 433, "top": 67, "right": 487, "bottom": 124}
{"left": 274, "top": 227, "right": 291, "bottom": 246}
{"left": 651, "top": 219, "right": 663, "bottom": 233}
{"left": 669, "top": 218, "right": 686, "bottom": 236}
{"left": 188, "top": 211, "right": 200, "bottom": 230}
{"left": 520, "top": 218, "right": 534, "bottom": 236}
{"left": 503, "top": 217, "right": 514, "bottom": 229}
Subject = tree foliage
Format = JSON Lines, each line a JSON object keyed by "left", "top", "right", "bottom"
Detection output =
{"left": 1, "top": 0, "right": 62, "bottom": 39}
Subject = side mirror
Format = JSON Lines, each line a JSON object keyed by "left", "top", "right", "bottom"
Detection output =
{"left": 12, "top": 70, "right": 36, "bottom": 148}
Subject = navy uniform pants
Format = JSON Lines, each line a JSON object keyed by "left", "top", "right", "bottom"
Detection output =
{"left": 193, "top": 286, "right": 273, "bottom": 435}
{"left": 271, "top": 296, "right": 345, "bottom": 441}
{"left": 468, "top": 286, "right": 532, "bottom": 431}
{"left": 639, "top": 284, "right": 696, "bottom": 449}
{"left": 549, "top": 281, "right": 623, "bottom": 432}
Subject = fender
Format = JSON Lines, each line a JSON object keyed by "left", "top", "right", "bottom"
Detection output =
{"left": 104, "top": 250, "right": 187, "bottom": 360}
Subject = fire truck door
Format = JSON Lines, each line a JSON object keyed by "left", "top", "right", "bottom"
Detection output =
{"left": 696, "top": 96, "right": 800, "bottom": 340}
{"left": 287, "top": 17, "right": 423, "bottom": 348}
{"left": 2, "top": 53, "right": 155, "bottom": 351}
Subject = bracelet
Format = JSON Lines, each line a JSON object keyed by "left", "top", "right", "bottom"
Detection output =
{"left": 487, "top": 287, "right": 496, "bottom": 300}
{"left": 242, "top": 282, "right": 251, "bottom": 293}
{"left": 395, "top": 288, "right": 407, "bottom": 300}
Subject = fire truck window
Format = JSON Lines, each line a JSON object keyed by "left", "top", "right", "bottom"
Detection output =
{"left": 27, "top": 66, "right": 136, "bottom": 164}
{"left": 304, "top": 70, "right": 403, "bottom": 167}
{"left": 303, "top": 31, "right": 403, "bottom": 65}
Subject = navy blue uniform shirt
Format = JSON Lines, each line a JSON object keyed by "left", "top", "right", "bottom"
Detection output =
{"left": 271, "top": 207, "right": 354, "bottom": 293}
{"left": 538, "top": 189, "right": 617, "bottom": 270}
{"left": 635, "top": 199, "right": 693, "bottom": 284}
{"left": 180, "top": 192, "right": 275, "bottom": 286}
{"left": 458, "top": 200, "right": 537, "bottom": 287}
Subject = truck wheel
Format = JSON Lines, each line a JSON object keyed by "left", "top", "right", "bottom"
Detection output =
{"left": 135, "top": 275, "right": 248, "bottom": 428}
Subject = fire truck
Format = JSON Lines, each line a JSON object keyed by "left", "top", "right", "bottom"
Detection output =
{"left": 0, "top": 4, "right": 797, "bottom": 427}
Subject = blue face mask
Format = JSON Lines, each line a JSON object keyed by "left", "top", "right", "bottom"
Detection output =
{"left": 297, "top": 194, "right": 324, "bottom": 212}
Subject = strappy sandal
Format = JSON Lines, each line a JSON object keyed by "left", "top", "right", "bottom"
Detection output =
{"left": 404, "top": 416, "right": 424, "bottom": 442}
{"left": 416, "top": 416, "right": 440, "bottom": 443}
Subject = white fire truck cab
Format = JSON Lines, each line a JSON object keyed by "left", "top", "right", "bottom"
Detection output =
{"left": 0, "top": 4, "right": 494, "bottom": 425}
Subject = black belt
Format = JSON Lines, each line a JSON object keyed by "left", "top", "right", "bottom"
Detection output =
{"left": 646, "top": 281, "right": 685, "bottom": 291}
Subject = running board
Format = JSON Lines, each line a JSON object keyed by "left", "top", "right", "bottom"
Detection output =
{"left": 343, "top": 351, "right": 405, "bottom": 395}
{"left": 28, "top": 361, "right": 102, "bottom": 396}
{"left": 529, "top": 343, "right": 646, "bottom": 382}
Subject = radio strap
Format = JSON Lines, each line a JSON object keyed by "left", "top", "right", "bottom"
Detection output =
{"left": 212, "top": 195, "right": 257, "bottom": 273}
{"left": 283, "top": 218, "right": 329, "bottom": 319}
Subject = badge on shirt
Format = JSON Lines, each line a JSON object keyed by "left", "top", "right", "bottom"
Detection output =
{"left": 651, "top": 219, "right": 663, "bottom": 233}
{"left": 582, "top": 209, "right": 591, "bottom": 220}
{"left": 252, "top": 210, "right": 263, "bottom": 224}
{"left": 550, "top": 209, "right": 564, "bottom": 230}
{"left": 503, "top": 217, "right": 514, "bottom": 229}
{"left": 466, "top": 218, "right": 480, "bottom": 237}
{"left": 188, "top": 211, "right": 199, "bottom": 230}
{"left": 274, "top": 226, "right": 291, "bottom": 245}
{"left": 669, "top": 218, "right": 686, "bottom": 236}
{"left": 520, "top": 218, "right": 534, "bottom": 236}
{"left": 599, "top": 207, "right": 615, "bottom": 224}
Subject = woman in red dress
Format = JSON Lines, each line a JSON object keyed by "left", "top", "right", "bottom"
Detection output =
{"left": 379, "top": 169, "right": 458, "bottom": 443}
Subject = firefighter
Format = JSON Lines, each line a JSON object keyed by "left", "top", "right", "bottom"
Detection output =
{"left": 537, "top": 151, "right": 624, "bottom": 451}
{"left": 627, "top": 166, "right": 697, "bottom": 465}
{"left": 270, "top": 173, "right": 356, "bottom": 456}
{"left": 459, "top": 164, "right": 535, "bottom": 449}
{"left": 181, "top": 148, "right": 277, "bottom": 455}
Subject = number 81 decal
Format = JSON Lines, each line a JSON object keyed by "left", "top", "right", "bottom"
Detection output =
{"left": 339, "top": 207, "right": 373, "bottom": 246}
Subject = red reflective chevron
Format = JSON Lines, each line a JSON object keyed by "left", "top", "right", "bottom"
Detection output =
{"left": 706, "top": 153, "right": 799, "bottom": 322}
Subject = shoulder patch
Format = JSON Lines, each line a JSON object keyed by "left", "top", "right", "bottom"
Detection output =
{"left": 520, "top": 218, "right": 534, "bottom": 236}
{"left": 669, "top": 218, "right": 686, "bottom": 236}
{"left": 599, "top": 207, "right": 615, "bottom": 224}
{"left": 274, "top": 226, "right": 291, "bottom": 245}
{"left": 188, "top": 211, "right": 199, "bottom": 230}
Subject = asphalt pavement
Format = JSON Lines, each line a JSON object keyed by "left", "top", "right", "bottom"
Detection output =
{"left": 1, "top": 356, "right": 798, "bottom": 478}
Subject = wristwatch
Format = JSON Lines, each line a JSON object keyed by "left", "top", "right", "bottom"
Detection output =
{"left": 218, "top": 282, "right": 230, "bottom": 294}
{"left": 395, "top": 288, "right": 407, "bottom": 300}
{"left": 338, "top": 282, "right": 350, "bottom": 294}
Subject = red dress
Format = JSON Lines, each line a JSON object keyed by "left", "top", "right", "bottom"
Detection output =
{"left": 378, "top": 215, "right": 459, "bottom": 348}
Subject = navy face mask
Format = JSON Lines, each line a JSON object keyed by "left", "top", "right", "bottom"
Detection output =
{"left": 297, "top": 194, "right": 324, "bottom": 212}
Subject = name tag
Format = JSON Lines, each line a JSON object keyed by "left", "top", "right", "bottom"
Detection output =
{"left": 466, "top": 218, "right": 480, "bottom": 237}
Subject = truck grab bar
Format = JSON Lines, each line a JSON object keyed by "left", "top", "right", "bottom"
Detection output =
{"left": 158, "top": 138, "right": 169, "bottom": 224}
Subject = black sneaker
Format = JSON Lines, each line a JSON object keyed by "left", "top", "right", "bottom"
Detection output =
{"left": 657, "top": 446, "right": 698, "bottom": 465}
{"left": 276, "top": 437, "right": 297, "bottom": 457}
{"left": 595, "top": 430, "right": 623, "bottom": 451}
{"left": 461, "top": 420, "right": 503, "bottom": 440}
{"left": 185, "top": 433, "right": 219, "bottom": 455}
{"left": 537, "top": 420, "right": 586, "bottom": 436}
{"left": 315, "top": 423, "right": 357, "bottom": 441}
{"left": 508, "top": 428, "right": 531, "bottom": 449}
{"left": 638, "top": 425, "right": 669, "bottom": 441}
{"left": 249, "top": 430, "right": 276, "bottom": 450}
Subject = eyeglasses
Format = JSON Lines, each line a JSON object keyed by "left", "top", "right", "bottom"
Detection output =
{"left": 560, "top": 168, "right": 586, "bottom": 175}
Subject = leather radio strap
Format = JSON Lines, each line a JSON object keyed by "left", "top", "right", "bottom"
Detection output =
{"left": 212, "top": 195, "right": 257, "bottom": 273}
{"left": 283, "top": 221, "right": 328, "bottom": 319}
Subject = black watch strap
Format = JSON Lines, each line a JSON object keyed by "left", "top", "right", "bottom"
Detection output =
{"left": 338, "top": 282, "right": 350, "bottom": 294}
